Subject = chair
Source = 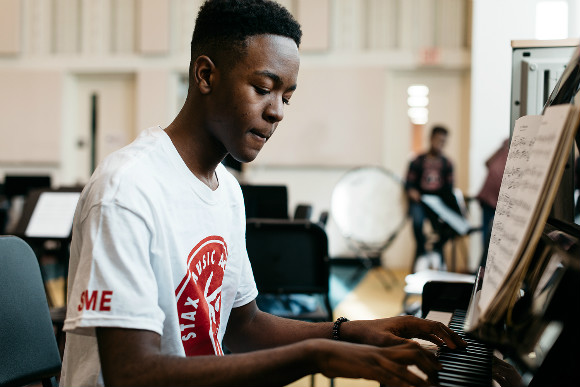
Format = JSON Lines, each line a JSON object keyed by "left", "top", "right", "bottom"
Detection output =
{"left": 318, "top": 211, "right": 329, "bottom": 227}
{"left": 293, "top": 203, "right": 313, "bottom": 220}
{"left": 246, "top": 218, "right": 333, "bottom": 323}
{"left": 13, "top": 186, "right": 82, "bottom": 304}
{"left": 0, "top": 236, "right": 61, "bottom": 387}
{"left": 240, "top": 184, "right": 289, "bottom": 219}
{"left": 2, "top": 175, "right": 52, "bottom": 235}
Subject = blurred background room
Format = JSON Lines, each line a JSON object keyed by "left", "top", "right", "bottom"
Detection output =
{"left": 1, "top": 1, "right": 579, "bottom": 385}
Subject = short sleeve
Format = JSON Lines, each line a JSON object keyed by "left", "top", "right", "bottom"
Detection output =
{"left": 63, "top": 203, "right": 165, "bottom": 336}
{"left": 232, "top": 247, "right": 258, "bottom": 308}
{"left": 230, "top": 192, "right": 258, "bottom": 309}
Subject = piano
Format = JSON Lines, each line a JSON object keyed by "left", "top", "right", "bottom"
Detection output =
{"left": 420, "top": 220, "right": 580, "bottom": 387}
{"left": 415, "top": 41, "right": 580, "bottom": 387}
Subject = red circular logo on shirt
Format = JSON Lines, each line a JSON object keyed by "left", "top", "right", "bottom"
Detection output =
{"left": 175, "top": 236, "right": 228, "bottom": 356}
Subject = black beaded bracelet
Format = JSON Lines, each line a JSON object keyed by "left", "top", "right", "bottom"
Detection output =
{"left": 332, "top": 317, "right": 349, "bottom": 340}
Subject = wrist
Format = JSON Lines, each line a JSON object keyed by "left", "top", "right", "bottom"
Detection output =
{"left": 332, "top": 317, "right": 349, "bottom": 341}
{"left": 303, "top": 338, "right": 331, "bottom": 374}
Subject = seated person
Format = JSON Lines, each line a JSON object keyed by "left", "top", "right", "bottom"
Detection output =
{"left": 60, "top": 2, "right": 466, "bottom": 386}
{"left": 406, "top": 126, "right": 458, "bottom": 271}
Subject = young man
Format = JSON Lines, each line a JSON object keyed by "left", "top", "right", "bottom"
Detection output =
{"left": 61, "top": 1, "right": 465, "bottom": 386}
{"left": 406, "top": 126, "right": 456, "bottom": 272}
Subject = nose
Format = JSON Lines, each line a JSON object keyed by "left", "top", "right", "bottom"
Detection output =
{"left": 264, "top": 97, "right": 284, "bottom": 124}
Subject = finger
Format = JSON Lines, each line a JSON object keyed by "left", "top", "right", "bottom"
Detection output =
{"left": 381, "top": 344, "right": 441, "bottom": 381}
{"left": 413, "top": 332, "right": 445, "bottom": 347}
{"left": 374, "top": 358, "right": 432, "bottom": 387}
{"left": 396, "top": 342, "right": 440, "bottom": 365}
{"left": 421, "top": 320, "right": 467, "bottom": 348}
{"left": 410, "top": 348, "right": 441, "bottom": 382}
{"left": 390, "top": 316, "right": 448, "bottom": 341}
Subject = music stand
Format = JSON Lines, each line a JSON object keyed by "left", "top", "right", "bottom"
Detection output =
{"left": 3, "top": 175, "right": 51, "bottom": 201}
{"left": 240, "top": 184, "right": 289, "bottom": 219}
{"left": 14, "top": 188, "right": 81, "bottom": 240}
{"left": 14, "top": 187, "right": 82, "bottom": 306}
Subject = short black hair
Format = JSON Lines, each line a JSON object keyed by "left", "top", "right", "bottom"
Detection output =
{"left": 431, "top": 125, "right": 449, "bottom": 138}
{"left": 191, "top": 0, "right": 302, "bottom": 68}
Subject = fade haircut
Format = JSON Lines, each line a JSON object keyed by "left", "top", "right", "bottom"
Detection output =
{"left": 191, "top": 0, "right": 302, "bottom": 69}
{"left": 431, "top": 125, "right": 449, "bottom": 138}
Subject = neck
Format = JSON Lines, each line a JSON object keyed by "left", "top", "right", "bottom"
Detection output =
{"left": 165, "top": 99, "right": 225, "bottom": 190}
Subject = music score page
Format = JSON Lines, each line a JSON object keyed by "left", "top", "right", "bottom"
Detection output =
{"left": 477, "top": 104, "right": 579, "bottom": 326}
{"left": 25, "top": 191, "right": 80, "bottom": 238}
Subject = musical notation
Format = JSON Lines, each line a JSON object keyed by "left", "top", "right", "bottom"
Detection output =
{"left": 476, "top": 104, "right": 580, "bottom": 325}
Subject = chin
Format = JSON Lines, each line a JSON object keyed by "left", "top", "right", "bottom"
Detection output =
{"left": 229, "top": 150, "right": 259, "bottom": 164}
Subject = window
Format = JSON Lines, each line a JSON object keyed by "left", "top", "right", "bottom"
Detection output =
{"left": 407, "top": 85, "right": 429, "bottom": 152}
{"left": 536, "top": 1, "right": 568, "bottom": 40}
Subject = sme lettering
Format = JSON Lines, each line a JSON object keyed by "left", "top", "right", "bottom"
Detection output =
{"left": 77, "top": 290, "right": 114, "bottom": 311}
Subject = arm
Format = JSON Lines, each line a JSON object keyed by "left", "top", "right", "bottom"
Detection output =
{"left": 223, "top": 300, "right": 333, "bottom": 351}
{"left": 407, "top": 188, "right": 422, "bottom": 203}
{"left": 224, "top": 300, "right": 465, "bottom": 352}
{"left": 405, "top": 157, "right": 422, "bottom": 202}
{"left": 97, "top": 325, "right": 440, "bottom": 387}
{"left": 97, "top": 301, "right": 460, "bottom": 387}
{"left": 444, "top": 158, "right": 455, "bottom": 191}
{"left": 96, "top": 327, "right": 317, "bottom": 387}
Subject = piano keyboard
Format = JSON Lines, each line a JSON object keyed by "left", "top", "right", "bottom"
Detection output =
{"left": 437, "top": 309, "right": 493, "bottom": 387}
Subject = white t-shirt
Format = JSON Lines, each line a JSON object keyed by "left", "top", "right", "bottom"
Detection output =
{"left": 60, "top": 127, "right": 258, "bottom": 387}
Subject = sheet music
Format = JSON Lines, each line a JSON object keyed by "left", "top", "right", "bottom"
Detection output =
{"left": 478, "top": 105, "right": 577, "bottom": 322}
{"left": 25, "top": 191, "right": 80, "bottom": 238}
{"left": 421, "top": 194, "right": 470, "bottom": 235}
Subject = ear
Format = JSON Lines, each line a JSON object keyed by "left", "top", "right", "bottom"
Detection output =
{"left": 191, "top": 55, "right": 216, "bottom": 95}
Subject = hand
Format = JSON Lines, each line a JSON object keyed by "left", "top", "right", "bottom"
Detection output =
{"left": 341, "top": 315, "right": 467, "bottom": 349}
{"left": 408, "top": 189, "right": 421, "bottom": 203}
{"left": 313, "top": 339, "right": 440, "bottom": 387}
{"left": 492, "top": 356, "right": 522, "bottom": 387}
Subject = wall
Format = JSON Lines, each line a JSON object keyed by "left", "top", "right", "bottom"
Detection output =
{"left": 470, "top": 0, "right": 580, "bottom": 195}
{"left": 469, "top": 0, "right": 536, "bottom": 197}
{"left": 469, "top": 0, "right": 580, "bottom": 270}
{"left": 242, "top": 1, "right": 472, "bottom": 269}
{"left": 0, "top": 0, "right": 472, "bottom": 270}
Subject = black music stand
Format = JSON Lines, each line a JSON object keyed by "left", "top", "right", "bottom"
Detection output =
{"left": 14, "top": 187, "right": 81, "bottom": 241}
{"left": 14, "top": 187, "right": 82, "bottom": 305}
{"left": 240, "top": 184, "right": 289, "bottom": 219}
{"left": 3, "top": 175, "right": 51, "bottom": 201}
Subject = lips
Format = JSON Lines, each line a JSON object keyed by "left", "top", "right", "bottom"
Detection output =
{"left": 249, "top": 129, "right": 271, "bottom": 142}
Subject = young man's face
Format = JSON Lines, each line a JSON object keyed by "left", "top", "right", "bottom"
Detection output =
{"left": 207, "top": 34, "right": 300, "bottom": 163}
{"left": 430, "top": 132, "right": 447, "bottom": 155}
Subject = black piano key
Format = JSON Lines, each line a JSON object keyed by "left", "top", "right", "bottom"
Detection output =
{"left": 442, "top": 347, "right": 488, "bottom": 354}
{"left": 434, "top": 309, "right": 493, "bottom": 387}
{"left": 440, "top": 366, "right": 489, "bottom": 378}
{"left": 438, "top": 373, "right": 490, "bottom": 387}
{"left": 439, "top": 353, "right": 490, "bottom": 366}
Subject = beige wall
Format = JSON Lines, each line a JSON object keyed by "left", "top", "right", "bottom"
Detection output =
{"left": 245, "top": 67, "right": 471, "bottom": 269}
{"left": 0, "top": 0, "right": 472, "bottom": 269}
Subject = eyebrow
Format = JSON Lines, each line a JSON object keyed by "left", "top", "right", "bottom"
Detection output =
{"left": 254, "top": 70, "right": 297, "bottom": 91}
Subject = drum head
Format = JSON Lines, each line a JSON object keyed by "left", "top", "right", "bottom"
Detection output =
{"left": 331, "top": 166, "right": 407, "bottom": 250}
